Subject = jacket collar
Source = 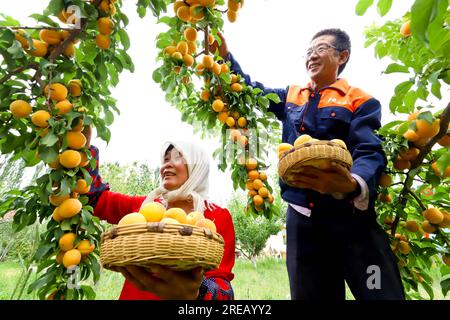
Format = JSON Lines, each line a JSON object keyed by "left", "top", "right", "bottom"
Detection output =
{"left": 302, "top": 78, "right": 349, "bottom": 95}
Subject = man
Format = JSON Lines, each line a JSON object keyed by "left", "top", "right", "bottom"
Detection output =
{"left": 212, "top": 28, "right": 405, "bottom": 300}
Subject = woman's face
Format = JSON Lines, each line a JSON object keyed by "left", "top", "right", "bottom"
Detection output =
{"left": 160, "top": 147, "right": 189, "bottom": 191}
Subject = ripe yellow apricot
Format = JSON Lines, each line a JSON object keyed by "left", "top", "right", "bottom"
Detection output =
{"left": 14, "top": 29, "right": 29, "bottom": 49}
{"left": 230, "top": 83, "right": 243, "bottom": 92}
{"left": 52, "top": 207, "right": 64, "bottom": 222}
{"left": 55, "top": 100, "right": 73, "bottom": 115}
{"left": 400, "top": 20, "right": 411, "bottom": 37}
{"left": 59, "top": 198, "right": 82, "bottom": 219}
{"left": 59, "top": 150, "right": 82, "bottom": 168}
{"left": 59, "top": 233, "right": 77, "bottom": 252}
{"left": 183, "top": 54, "right": 194, "bottom": 67}
{"left": 118, "top": 212, "right": 146, "bottom": 226}
{"left": 26, "top": 39, "right": 48, "bottom": 57}
{"left": 139, "top": 202, "right": 166, "bottom": 222}
{"left": 423, "top": 207, "right": 444, "bottom": 224}
{"left": 173, "top": 1, "right": 185, "bottom": 14}
{"left": 190, "top": 5, "right": 205, "bottom": 21}
{"left": 95, "top": 34, "right": 111, "bottom": 50}
{"left": 97, "top": 17, "right": 114, "bottom": 35}
{"left": 44, "top": 83, "right": 68, "bottom": 101}
{"left": 176, "top": 5, "right": 191, "bottom": 22}
{"left": 405, "top": 220, "right": 419, "bottom": 233}
{"left": 226, "top": 117, "right": 235, "bottom": 127}
{"left": 66, "top": 131, "right": 87, "bottom": 150}
{"left": 294, "top": 135, "right": 312, "bottom": 148}
{"left": 10, "top": 100, "right": 32, "bottom": 118}
{"left": 49, "top": 194, "right": 70, "bottom": 206}
{"left": 217, "top": 112, "right": 229, "bottom": 123}
{"left": 39, "top": 29, "right": 62, "bottom": 45}
{"left": 31, "top": 110, "right": 51, "bottom": 128}
{"left": 200, "top": 90, "right": 211, "bottom": 101}
{"left": 378, "top": 173, "right": 392, "bottom": 188}
{"left": 186, "top": 211, "right": 205, "bottom": 225}
{"left": 68, "top": 79, "right": 82, "bottom": 97}
{"left": 195, "top": 218, "right": 217, "bottom": 232}
{"left": 160, "top": 217, "right": 181, "bottom": 224}
{"left": 227, "top": 9, "right": 238, "bottom": 22}
{"left": 202, "top": 55, "right": 214, "bottom": 69}
{"left": 229, "top": 129, "right": 241, "bottom": 143}
{"left": 63, "top": 249, "right": 82, "bottom": 268}
{"left": 211, "top": 62, "right": 221, "bottom": 76}
{"left": 237, "top": 117, "right": 247, "bottom": 128}
{"left": 74, "top": 179, "right": 90, "bottom": 194}
{"left": 330, "top": 139, "right": 347, "bottom": 149}
{"left": 212, "top": 99, "right": 224, "bottom": 112}
{"left": 183, "top": 27, "right": 197, "bottom": 42}
{"left": 187, "top": 41, "right": 197, "bottom": 54}
{"left": 164, "top": 208, "right": 187, "bottom": 224}
{"left": 253, "top": 179, "right": 263, "bottom": 190}
{"left": 77, "top": 239, "right": 95, "bottom": 255}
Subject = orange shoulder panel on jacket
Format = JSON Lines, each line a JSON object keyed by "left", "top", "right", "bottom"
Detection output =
{"left": 286, "top": 85, "right": 309, "bottom": 106}
{"left": 347, "top": 87, "right": 373, "bottom": 112}
{"left": 318, "top": 87, "right": 372, "bottom": 112}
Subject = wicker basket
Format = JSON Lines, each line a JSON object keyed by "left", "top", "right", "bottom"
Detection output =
{"left": 278, "top": 140, "right": 353, "bottom": 188}
{"left": 100, "top": 222, "right": 225, "bottom": 271}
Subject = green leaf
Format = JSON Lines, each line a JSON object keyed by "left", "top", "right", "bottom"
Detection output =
{"left": 431, "top": 80, "right": 442, "bottom": 99}
{"left": 394, "top": 81, "right": 414, "bottom": 96}
{"left": 377, "top": 0, "right": 392, "bottom": 17}
{"left": 104, "top": 109, "right": 114, "bottom": 126}
{"left": 29, "top": 14, "right": 59, "bottom": 27}
{"left": 411, "top": 0, "right": 435, "bottom": 44}
{"left": 81, "top": 285, "right": 96, "bottom": 300}
{"left": 118, "top": 29, "right": 131, "bottom": 50}
{"left": 266, "top": 93, "right": 281, "bottom": 104}
{"left": 40, "top": 133, "right": 59, "bottom": 147}
{"left": 34, "top": 244, "right": 53, "bottom": 260}
{"left": 419, "top": 281, "right": 434, "bottom": 300}
{"left": 385, "top": 63, "right": 409, "bottom": 74}
{"left": 441, "top": 278, "right": 450, "bottom": 297}
{"left": 355, "top": 0, "right": 374, "bottom": 16}
{"left": 436, "top": 151, "right": 450, "bottom": 173}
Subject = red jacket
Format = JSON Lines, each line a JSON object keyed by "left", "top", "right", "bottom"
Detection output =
{"left": 87, "top": 146, "right": 236, "bottom": 300}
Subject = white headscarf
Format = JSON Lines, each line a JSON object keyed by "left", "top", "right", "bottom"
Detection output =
{"left": 139, "top": 140, "right": 213, "bottom": 213}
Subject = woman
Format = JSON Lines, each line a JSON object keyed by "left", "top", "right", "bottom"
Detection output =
{"left": 86, "top": 137, "right": 236, "bottom": 300}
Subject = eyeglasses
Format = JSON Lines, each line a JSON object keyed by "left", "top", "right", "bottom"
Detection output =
{"left": 304, "top": 43, "right": 339, "bottom": 59}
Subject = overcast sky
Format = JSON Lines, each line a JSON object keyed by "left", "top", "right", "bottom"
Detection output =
{"left": 2, "top": 0, "right": 434, "bottom": 205}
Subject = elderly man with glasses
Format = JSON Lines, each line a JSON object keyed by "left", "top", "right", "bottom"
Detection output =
{"left": 212, "top": 28, "right": 405, "bottom": 300}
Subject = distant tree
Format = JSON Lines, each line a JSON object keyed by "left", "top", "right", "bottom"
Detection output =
{"left": 228, "top": 192, "right": 283, "bottom": 265}
{"left": 100, "top": 161, "right": 160, "bottom": 196}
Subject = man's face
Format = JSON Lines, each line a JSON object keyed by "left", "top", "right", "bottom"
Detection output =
{"left": 305, "top": 35, "right": 344, "bottom": 85}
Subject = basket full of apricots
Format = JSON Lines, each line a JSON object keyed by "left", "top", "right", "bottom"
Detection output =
{"left": 100, "top": 202, "right": 224, "bottom": 271}
{"left": 277, "top": 134, "right": 353, "bottom": 187}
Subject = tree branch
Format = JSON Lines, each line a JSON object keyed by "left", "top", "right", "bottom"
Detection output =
{"left": 407, "top": 189, "right": 427, "bottom": 211}
{"left": 392, "top": 101, "right": 450, "bottom": 235}
{"left": 0, "top": 26, "right": 78, "bottom": 31}
{"left": 0, "top": 63, "right": 39, "bottom": 85}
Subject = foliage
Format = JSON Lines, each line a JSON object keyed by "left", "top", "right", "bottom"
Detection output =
{"left": 228, "top": 192, "right": 283, "bottom": 262}
{"left": 357, "top": 0, "right": 450, "bottom": 299}
{"left": 151, "top": 1, "right": 281, "bottom": 218}
{"left": 99, "top": 161, "right": 160, "bottom": 196}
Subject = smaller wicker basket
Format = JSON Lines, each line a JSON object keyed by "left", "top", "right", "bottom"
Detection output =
{"left": 278, "top": 140, "right": 353, "bottom": 188}
{"left": 100, "top": 222, "right": 225, "bottom": 271}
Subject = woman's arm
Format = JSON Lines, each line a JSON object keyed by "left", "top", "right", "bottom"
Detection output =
{"left": 200, "top": 207, "right": 236, "bottom": 300}
{"left": 86, "top": 145, "right": 146, "bottom": 224}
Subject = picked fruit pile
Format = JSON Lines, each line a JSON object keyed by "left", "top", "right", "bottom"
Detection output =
{"left": 277, "top": 134, "right": 353, "bottom": 187}
{"left": 100, "top": 202, "right": 224, "bottom": 271}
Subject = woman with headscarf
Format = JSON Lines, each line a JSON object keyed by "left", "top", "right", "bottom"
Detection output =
{"left": 86, "top": 139, "right": 235, "bottom": 300}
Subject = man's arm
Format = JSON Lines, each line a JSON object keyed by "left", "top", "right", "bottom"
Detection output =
{"left": 211, "top": 33, "right": 287, "bottom": 120}
{"left": 347, "top": 98, "right": 387, "bottom": 205}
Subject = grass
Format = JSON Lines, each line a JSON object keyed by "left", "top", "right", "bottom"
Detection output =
{"left": 0, "top": 257, "right": 447, "bottom": 300}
